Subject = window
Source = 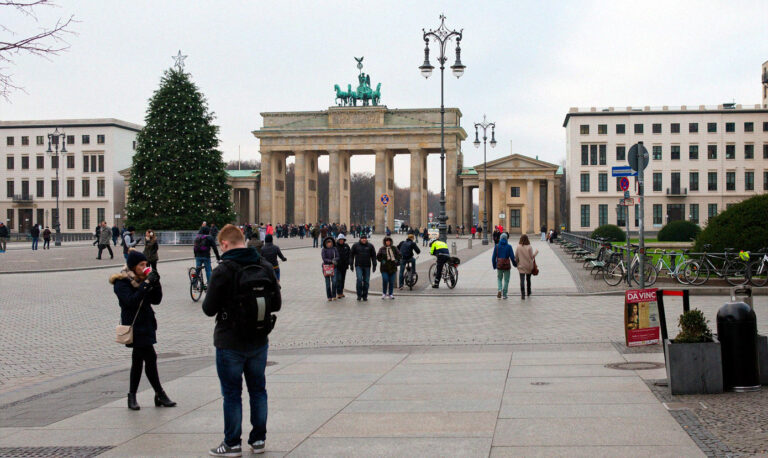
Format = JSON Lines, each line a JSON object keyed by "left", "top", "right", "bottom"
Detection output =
{"left": 581, "top": 145, "right": 588, "bottom": 165}
{"left": 51, "top": 179, "right": 58, "bottom": 198}
{"left": 689, "top": 123, "right": 699, "bottom": 133}
{"left": 82, "top": 179, "right": 90, "bottom": 197}
{"left": 97, "top": 179, "right": 105, "bottom": 197}
{"left": 509, "top": 209, "right": 520, "bottom": 228}
{"left": 36, "top": 180, "right": 44, "bottom": 197}
{"left": 82, "top": 135, "right": 90, "bottom": 144}
{"left": 671, "top": 145, "right": 680, "bottom": 160}
{"left": 599, "top": 144, "right": 606, "bottom": 165}
{"left": 764, "top": 144, "right": 768, "bottom": 159}
{"left": 616, "top": 124, "right": 625, "bottom": 134}
{"left": 725, "top": 122, "right": 735, "bottom": 133}
{"left": 689, "top": 145, "right": 699, "bottom": 160}
{"left": 745, "top": 122, "right": 754, "bottom": 132}
{"left": 51, "top": 155, "right": 58, "bottom": 169}
{"left": 634, "top": 124, "right": 643, "bottom": 134}
{"left": 66, "top": 135, "right": 75, "bottom": 145}
{"left": 690, "top": 204, "right": 699, "bottom": 224}
{"left": 21, "top": 136, "right": 29, "bottom": 146}
{"left": 745, "top": 144, "right": 754, "bottom": 159}
{"left": 708, "top": 203, "right": 718, "bottom": 220}
{"left": 598, "top": 173, "right": 607, "bottom": 192}
{"left": 707, "top": 144, "right": 717, "bottom": 160}
{"left": 652, "top": 145, "right": 662, "bottom": 160}
{"left": 689, "top": 172, "right": 699, "bottom": 191}
{"left": 671, "top": 123, "right": 680, "bottom": 133}
{"left": 590, "top": 145, "right": 597, "bottom": 165}
{"left": 617, "top": 206, "right": 627, "bottom": 227}
{"left": 81, "top": 208, "right": 90, "bottom": 230}
{"left": 707, "top": 122, "right": 717, "bottom": 133}
{"left": 708, "top": 172, "right": 718, "bottom": 191}
{"left": 580, "top": 173, "right": 590, "bottom": 192}
{"left": 764, "top": 122, "right": 768, "bottom": 132}
{"left": 36, "top": 156, "right": 44, "bottom": 169}
{"left": 745, "top": 171, "right": 754, "bottom": 191}
{"left": 36, "top": 135, "right": 44, "bottom": 145}
{"left": 616, "top": 177, "right": 623, "bottom": 191}
{"left": 725, "top": 144, "right": 735, "bottom": 159}
{"left": 653, "top": 204, "right": 662, "bottom": 225}
{"left": 726, "top": 171, "right": 735, "bottom": 191}
{"left": 6, "top": 136, "right": 14, "bottom": 146}
{"left": 765, "top": 172, "right": 768, "bottom": 191}
{"left": 66, "top": 154, "right": 75, "bottom": 169}
{"left": 98, "top": 155, "right": 104, "bottom": 172}
{"left": 66, "top": 178, "right": 75, "bottom": 197}
{"left": 6, "top": 156, "right": 12, "bottom": 170}
{"left": 597, "top": 124, "right": 607, "bottom": 135}
{"left": 21, "top": 180, "right": 28, "bottom": 198}
{"left": 66, "top": 208, "right": 75, "bottom": 230}
{"left": 21, "top": 156, "right": 29, "bottom": 169}
{"left": 97, "top": 208, "right": 105, "bottom": 224}
{"left": 6, "top": 180, "right": 13, "bottom": 198}
{"left": 91, "top": 155, "right": 97, "bottom": 172}
{"left": 598, "top": 204, "right": 608, "bottom": 226}
{"left": 510, "top": 187, "right": 520, "bottom": 197}
{"left": 97, "top": 134, "right": 105, "bottom": 144}
{"left": 7, "top": 209, "right": 13, "bottom": 229}
{"left": 652, "top": 123, "right": 662, "bottom": 134}
{"left": 616, "top": 145, "right": 626, "bottom": 161}
{"left": 580, "top": 125, "right": 589, "bottom": 135}
{"left": 83, "top": 154, "right": 89, "bottom": 172}
{"left": 580, "top": 205, "right": 590, "bottom": 227}
{"left": 653, "top": 172, "right": 662, "bottom": 192}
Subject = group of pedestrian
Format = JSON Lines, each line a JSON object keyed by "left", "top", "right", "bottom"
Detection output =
{"left": 491, "top": 233, "right": 539, "bottom": 299}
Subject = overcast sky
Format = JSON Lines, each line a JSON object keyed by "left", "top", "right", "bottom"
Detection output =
{"left": 2, "top": 0, "right": 767, "bottom": 191}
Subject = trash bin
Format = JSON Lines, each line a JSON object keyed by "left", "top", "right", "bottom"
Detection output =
{"left": 717, "top": 301, "right": 761, "bottom": 392}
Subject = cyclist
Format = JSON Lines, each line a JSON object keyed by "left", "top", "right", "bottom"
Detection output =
{"left": 429, "top": 238, "right": 450, "bottom": 288}
{"left": 398, "top": 234, "right": 421, "bottom": 289}
{"left": 193, "top": 226, "right": 221, "bottom": 286}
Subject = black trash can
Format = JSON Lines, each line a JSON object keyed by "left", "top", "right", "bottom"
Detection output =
{"left": 717, "top": 301, "right": 761, "bottom": 392}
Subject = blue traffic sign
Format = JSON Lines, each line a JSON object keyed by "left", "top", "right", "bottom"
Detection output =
{"left": 380, "top": 194, "right": 390, "bottom": 206}
{"left": 619, "top": 177, "right": 630, "bottom": 191}
{"left": 612, "top": 166, "right": 638, "bottom": 177}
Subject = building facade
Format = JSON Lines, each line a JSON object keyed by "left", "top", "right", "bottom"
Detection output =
{"left": 0, "top": 119, "right": 140, "bottom": 234}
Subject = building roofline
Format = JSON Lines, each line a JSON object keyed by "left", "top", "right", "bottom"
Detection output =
{"left": 0, "top": 118, "right": 142, "bottom": 132}
{"left": 562, "top": 106, "right": 768, "bottom": 127}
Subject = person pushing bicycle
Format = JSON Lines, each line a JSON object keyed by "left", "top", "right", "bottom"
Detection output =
{"left": 429, "top": 238, "right": 450, "bottom": 288}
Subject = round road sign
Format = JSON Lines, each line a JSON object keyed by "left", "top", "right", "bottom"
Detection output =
{"left": 628, "top": 143, "right": 649, "bottom": 171}
{"left": 619, "top": 177, "right": 630, "bottom": 191}
{"left": 380, "top": 194, "right": 390, "bottom": 206}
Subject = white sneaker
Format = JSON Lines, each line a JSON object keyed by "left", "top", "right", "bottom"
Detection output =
{"left": 249, "top": 440, "right": 265, "bottom": 454}
{"left": 389, "top": 295, "right": 395, "bottom": 300}
{"left": 381, "top": 294, "right": 387, "bottom": 300}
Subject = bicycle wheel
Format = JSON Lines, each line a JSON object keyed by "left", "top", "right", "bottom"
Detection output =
{"left": 686, "top": 260, "right": 709, "bottom": 285}
{"left": 428, "top": 263, "right": 436, "bottom": 286}
{"left": 725, "top": 260, "right": 748, "bottom": 286}
{"left": 189, "top": 268, "right": 203, "bottom": 302}
{"left": 631, "top": 261, "right": 658, "bottom": 287}
{"left": 406, "top": 270, "right": 418, "bottom": 289}
{"left": 603, "top": 262, "right": 624, "bottom": 286}
{"left": 748, "top": 260, "right": 768, "bottom": 287}
{"left": 446, "top": 265, "right": 458, "bottom": 289}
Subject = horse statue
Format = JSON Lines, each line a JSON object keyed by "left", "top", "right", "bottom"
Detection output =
{"left": 333, "top": 57, "right": 383, "bottom": 106}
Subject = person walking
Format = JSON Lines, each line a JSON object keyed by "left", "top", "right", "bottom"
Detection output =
{"left": 334, "top": 234, "right": 350, "bottom": 299}
{"left": 30, "top": 223, "right": 40, "bottom": 250}
{"left": 540, "top": 224, "right": 547, "bottom": 242}
{"left": 143, "top": 229, "right": 158, "bottom": 271}
{"left": 111, "top": 250, "right": 176, "bottom": 411}
{"left": 422, "top": 227, "right": 429, "bottom": 247}
{"left": 311, "top": 225, "right": 319, "bottom": 248}
{"left": 193, "top": 226, "right": 221, "bottom": 285}
{"left": 515, "top": 234, "right": 539, "bottom": 300}
{"left": 93, "top": 224, "right": 101, "bottom": 246}
{"left": 111, "top": 224, "right": 119, "bottom": 246}
{"left": 97, "top": 221, "right": 114, "bottom": 259}
{"left": 492, "top": 227, "right": 501, "bottom": 245}
{"left": 0, "top": 221, "right": 9, "bottom": 252}
{"left": 491, "top": 233, "right": 516, "bottom": 299}
{"left": 247, "top": 231, "right": 263, "bottom": 254}
{"left": 349, "top": 234, "right": 376, "bottom": 301}
{"left": 261, "top": 234, "right": 287, "bottom": 281}
{"left": 321, "top": 236, "right": 339, "bottom": 301}
{"left": 42, "top": 226, "right": 51, "bottom": 250}
{"left": 398, "top": 233, "right": 420, "bottom": 289}
{"left": 377, "top": 236, "right": 401, "bottom": 299}
{"left": 470, "top": 225, "right": 476, "bottom": 239}
{"left": 122, "top": 227, "right": 138, "bottom": 260}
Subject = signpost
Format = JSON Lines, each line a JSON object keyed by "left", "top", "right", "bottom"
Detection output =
{"left": 619, "top": 177, "right": 630, "bottom": 191}
{"left": 611, "top": 166, "right": 637, "bottom": 177}
{"left": 628, "top": 142, "right": 649, "bottom": 288}
{"left": 380, "top": 194, "right": 389, "bottom": 233}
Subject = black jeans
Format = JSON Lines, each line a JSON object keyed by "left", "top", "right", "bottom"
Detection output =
{"left": 97, "top": 244, "right": 113, "bottom": 259}
{"left": 519, "top": 273, "right": 531, "bottom": 295}
{"left": 130, "top": 346, "right": 163, "bottom": 394}
{"left": 434, "top": 253, "right": 450, "bottom": 285}
{"left": 43, "top": 238, "right": 50, "bottom": 249}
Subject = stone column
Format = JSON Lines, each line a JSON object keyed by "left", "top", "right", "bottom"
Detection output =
{"left": 293, "top": 150, "right": 306, "bottom": 225}
{"left": 462, "top": 185, "right": 473, "bottom": 228}
{"left": 248, "top": 186, "right": 256, "bottom": 224}
{"left": 478, "top": 179, "right": 485, "bottom": 230}
{"left": 339, "top": 151, "right": 351, "bottom": 226}
{"left": 547, "top": 178, "right": 555, "bottom": 230}
{"left": 421, "top": 152, "right": 428, "bottom": 227}
{"left": 526, "top": 179, "right": 535, "bottom": 234}
{"left": 386, "top": 150, "right": 395, "bottom": 231}
{"left": 498, "top": 179, "right": 507, "bottom": 230}
{"left": 409, "top": 148, "right": 423, "bottom": 229}
{"left": 374, "top": 149, "right": 387, "bottom": 232}
{"left": 259, "top": 149, "right": 272, "bottom": 224}
{"left": 305, "top": 152, "right": 319, "bottom": 224}
{"left": 329, "top": 149, "right": 340, "bottom": 224}
{"left": 446, "top": 149, "right": 458, "bottom": 230}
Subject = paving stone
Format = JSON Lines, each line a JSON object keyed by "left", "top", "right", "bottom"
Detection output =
{"left": 503, "top": 376, "right": 651, "bottom": 393}
{"left": 498, "top": 403, "right": 671, "bottom": 419}
{"left": 489, "top": 445, "right": 704, "bottom": 457}
{"left": 314, "top": 412, "right": 498, "bottom": 437}
{"left": 289, "top": 437, "right": 492, "bottom": 457}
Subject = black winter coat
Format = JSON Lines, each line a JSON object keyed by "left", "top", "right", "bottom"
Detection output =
{"left": 336, "top": 242, "right": 351, "bottom": 270}
{"left": 0, "top": 225, "right": 8, "bottom": 237}
{"left": 397, "top": 239, "right": 421, "bottom": 260}
{"left": 113, "top": 275, "right": 163, "bottom": 348}
{"left": 350, "top": 242, "right": 377, "bottom": 270}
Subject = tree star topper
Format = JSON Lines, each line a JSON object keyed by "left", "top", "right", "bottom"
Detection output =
{"left": 172, "top": 50, "right": 187, "bottom": 70}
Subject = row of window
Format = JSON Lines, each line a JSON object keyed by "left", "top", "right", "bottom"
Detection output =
{"left": 580, "top": 203, "right": 725, "bottom": 228}
{"left": 6, "top": 178, "right": 106, "bottom": 198}
{"left": 579, "top": 171, "right": 767, "bottom": 193}
{"left": 580, "top": 121, "right": 768, "bottom": 135}
{"left": 6, "top": 207, "right": 106, "bottom": 231}
{"left": 5, "top": 134, "right": 105, "bottom": 147}
{"left": 6, "top": 154, "right": 105, "bottom": 172}
{"left": 580, "top": 143, "right": 768, "bottom": 165}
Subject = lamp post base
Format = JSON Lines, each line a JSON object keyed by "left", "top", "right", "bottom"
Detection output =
{"left": 55, "top": 228, "right": 61, "bottom": 247}
{"left": 482, "top": 239, "right": 489, "bottom": 245}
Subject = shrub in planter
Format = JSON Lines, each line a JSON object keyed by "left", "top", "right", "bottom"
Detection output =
{"left": 695, "top": 194, "right": 768, "bottom": 253}
{"left": 665, "top": 308, "right": 722, "bottom": 394}
{"left": 657, "top": 220, "right": 701, "bottom": 242}
{"left": 673, "top": 309, "right": 713, "bottom": 343}
{"left": 591, "top": 224, "right": 625, "bottom": 242}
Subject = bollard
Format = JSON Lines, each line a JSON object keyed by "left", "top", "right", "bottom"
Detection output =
{"left": 468, "top": 238, "right": 472, "bottom": 250}
{"left": 717, "top": 300, "right": 761, "bottom": 392}
{"left": 451, "top": 242, "right": 457, "bottom": 255}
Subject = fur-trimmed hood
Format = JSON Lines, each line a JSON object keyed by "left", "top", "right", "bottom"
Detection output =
{"left": 109, "top": 267, "right": 141, "bottom": 288}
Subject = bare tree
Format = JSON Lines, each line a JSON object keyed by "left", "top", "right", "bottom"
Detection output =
{"left": 225, "top": 159, "right": 261, "bottom": 170}
{"left": 1, "top": 1, "right": 75, "bottom": 99}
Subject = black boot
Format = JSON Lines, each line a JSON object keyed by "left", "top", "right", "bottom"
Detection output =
{"left": 127, "top": 392, "right": 140, "bottom": 410}
{"left": 521, "top": 291, "right": 526, "bottom": 300}
{"left": 154, "top": 390, "right": 177, "bottom": 407}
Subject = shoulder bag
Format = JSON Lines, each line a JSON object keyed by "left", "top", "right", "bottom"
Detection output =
{"left": 115, "top": 297, "right": 145, "bottom": 345}
{"left": 497, "top": 257, "right": 511, "bottom": 270}
{"left": 532, "top": 259, "right": 539, "bottom": 276}
{"left": 322, "top": 264, "right": 335, "bottom": 277}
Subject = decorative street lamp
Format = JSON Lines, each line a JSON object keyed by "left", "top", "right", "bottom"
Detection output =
{"left": 420, "top": 14, "right": 465, "bottom": 242}
{"left": 46, "top": 128, "right": 66, "bottom": 246}
{"left": 473, "top": 115, "right": 496, "bottom": 245}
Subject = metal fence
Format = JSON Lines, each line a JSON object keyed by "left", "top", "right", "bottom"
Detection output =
{"left": 155, "top": 231, "right": 199, "bottom": 245}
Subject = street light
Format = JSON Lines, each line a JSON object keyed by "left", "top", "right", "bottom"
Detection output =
{"left": 420, "top": 14, "right": 464, "bottom": 242}
{"left": 46, "top": 128, "right": 66, "bottom": 247}
{"left": 473, "top": 115, "right": 496, "bottom": 245}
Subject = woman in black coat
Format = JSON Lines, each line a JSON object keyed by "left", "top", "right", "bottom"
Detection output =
{"left": 110, "top": 250, "right": 176, "bottom": 411}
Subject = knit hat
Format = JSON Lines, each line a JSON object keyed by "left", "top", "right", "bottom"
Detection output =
{"left": 336, "top": 233, "right": 346, "bottom": 241}
{"left": 265, "top": 234, "right": 273, "bottom": 243}
{"left": 500, "top": 233, "right": 508, "bottom": 241}
{"left": 126, "top": 250, "right": 147, "bottom": 270}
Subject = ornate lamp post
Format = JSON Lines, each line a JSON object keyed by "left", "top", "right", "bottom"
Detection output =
{"left": 46, "top": 128, "right": 66, "bottom": 246}
{"left": 473, "top": 115, "right": 496, "bottom": 245}
{"left": 420, "top": 14, "right": 465, "bottom": 242}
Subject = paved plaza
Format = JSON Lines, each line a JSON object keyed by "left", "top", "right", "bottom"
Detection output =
{"left": 0, "top": 236, "right": 766, "bottom": 456}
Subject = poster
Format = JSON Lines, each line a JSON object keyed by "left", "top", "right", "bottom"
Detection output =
{"left": 624, "top": 288, "right": 661, "bottom": 347}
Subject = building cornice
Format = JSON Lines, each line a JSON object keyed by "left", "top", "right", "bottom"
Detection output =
{"left": 0, "top": 119, "right": 142, "bottom": 133}
{"left": 563, "top": 108, "right": 768, "bottom": 127}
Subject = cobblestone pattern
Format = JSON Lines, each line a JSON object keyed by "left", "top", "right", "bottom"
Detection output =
{"left": 611, "top": 340, "right": 664, "bottom": 354}
{"left": 0, "top": 446, "right": 112, "bottom": 457}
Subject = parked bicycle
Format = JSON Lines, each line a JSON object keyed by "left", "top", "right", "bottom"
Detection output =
{"left": 747, "top": 247, "right": 768, "bottom": 287}
{"left": 603, "top": 245, "right": 655, "bottom": 287}
{"left": 682, "top": 245, "right": 748, "bottom": 286}
{"left": 647, "top": 249, "right": 692, "bottom": 285}
{"left": 428, "top": 256, "right": 460, "bottom": 289}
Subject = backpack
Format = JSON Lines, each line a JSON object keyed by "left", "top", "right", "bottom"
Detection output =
{"left": 220, "top": 260, "right": 281, "bottom": 341}
{"left": 193, "top": 234, "right": 210, "bottom": 255}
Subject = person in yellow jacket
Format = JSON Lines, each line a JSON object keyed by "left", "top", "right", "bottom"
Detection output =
{"left": 429, "top": 239, "right": 450, "bottom": 288}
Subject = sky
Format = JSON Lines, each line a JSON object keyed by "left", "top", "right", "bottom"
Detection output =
{"left": 2, "top": 0, "right": 767, "bottom": 192}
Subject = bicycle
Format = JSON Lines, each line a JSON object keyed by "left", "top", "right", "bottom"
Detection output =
{"left": 648, "top": 249, "right": 691, "bottom": 285}
{"left": 603, "top": 245, "right": 655, "bottom": 287}
{"left": 403, "top": 255, "right": 419, "bottom": 290}
{"left": 188, "top": 264, "right": 207, "bottom": 302}
{"left": 683, "top": 245, "right": 748, "bottom": 286}
{"left": 428, "top": 256, "right": 459, "bottom": 289}
{"left": 747, "top": 247, "right": 768, "bottom": 287}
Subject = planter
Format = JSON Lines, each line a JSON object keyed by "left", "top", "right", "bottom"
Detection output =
{"left": 664, "top": 337, "right": 723, "bottom": 395}
{"left": 759, "top": 335, "right": 768, "bottom": 385}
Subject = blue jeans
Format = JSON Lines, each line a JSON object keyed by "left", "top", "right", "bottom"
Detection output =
{"left": 398, "top": 258, "right": 416, "bottom": 287}
{"left": 381, "top": 271, "right": 395, "bottom": 295}
{"left": 195, "top": 256, "right": 212, "bottom": 282}
{"left": 324, "top": 272, "right": 335, "bottom": 299}
{"left": 274, "top": 267, "right": 280, "bottom": 281}
{"left": 216, "top": 345, "right": 268, "bottom": 447}
{"left": 355, "top": 266, "right": 370, "bottom": 299}
{"left": 31, "top": 237, "right": 39, "bottom": 250}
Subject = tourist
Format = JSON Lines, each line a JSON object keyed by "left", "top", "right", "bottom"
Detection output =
{"left": 492, "top": 227, "right": 501, "bottom": 245}
{"left": 247, "top": 231, "right": 263, "bottom": 254}
{"left": 42, "top": 226, "right": 51, "bottom": 249}
{"left": 350, "top": 233, "right": 376, "bottom": 301}
{"left": 111, "top": 250, "right": 176, "bottom": 411}
{"left": 0, "top": 221, "right": 8, "bottom": 252}
{"left": 398, "top": 233, "right": 420, "bottom": 289}
{"left": 193, "top": 226, "right": 220, "bottom": 284}
{"left": 515, "top": 234, "right": 539, "bottom": 300}
{"left": 122, "top": 227, "right": 138, "bottom": 260}
{"left": 541, "top": 224, "right": 547, "bottom": 241}
{"left": 422, "top": 227, "right": 429, "bottom": 246}
{"left": 321, "top": 236, "right": 338, "bottom": 301}
{"left": 377, "top": 236, "right": 400, "bottom": 299}
{"left": 334, "top": 234, "right": 350, "bottom": 299}
{"left": 311, "top": 225, "right": 319, "bottom": 248}
{"left": 470, "top": 225, "right": 476, "bottom": 239}
{"left": 97, "top": 220, "right": 114, "bottom": 259}
{"left": 143, "top": 229, "right": 158, "bottom": 271}
{"left": 93, "top": 224, "right": 101, "bottom": 246}
{"left": 30, "top": 223, "right": 40, "bottom": 250}
{"left": 261, "top": 234, "right": 287, "bottom": 281}
{"left": 202, "top": 224, "right": 281, "bottom": 457}
{"left": 111, "top": 224, "right": 119, "bottom": 246}
{"left": 266, "top": 223, "right": 274, "bottom": 238}
{"left": 258, "top": 223, "right": 266, "bottom": 242}
{"left": 491, "top": 233, "right": 516, "bottom": 299}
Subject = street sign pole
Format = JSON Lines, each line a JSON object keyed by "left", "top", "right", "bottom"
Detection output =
{"left": 638, "top": 141, "right": 645, "bottom": 288}
{"left": 626, "top": 201, "right": 631, "bottom": 285}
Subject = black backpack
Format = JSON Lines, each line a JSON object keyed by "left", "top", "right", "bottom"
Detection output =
{"left": 220, "top": 259, "right": 281, "bottom": 341}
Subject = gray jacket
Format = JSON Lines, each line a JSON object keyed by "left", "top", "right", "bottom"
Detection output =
{"left": 98, "top": 226, "right": 111, "bottom": 245}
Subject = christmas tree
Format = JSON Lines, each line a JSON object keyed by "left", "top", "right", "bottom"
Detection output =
{"left": 126, "top": 61, "right": 234, "bottom": 230}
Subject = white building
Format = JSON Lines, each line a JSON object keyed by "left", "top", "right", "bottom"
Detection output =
{"left": 0, "top": 119, "right": 140, "bottom": 234}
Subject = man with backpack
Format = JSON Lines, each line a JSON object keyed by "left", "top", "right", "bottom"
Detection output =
{"left": 122, "top": 226, "right": 138, "bottom": 260}
{"left": 397, "top": 233, "right": 421, "bottom": 289}
{"left": 194, "top": 226, "right": 220, "bottom": 284}
{"left": 202, "top": 224, "right": 281, "bottom": 457}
